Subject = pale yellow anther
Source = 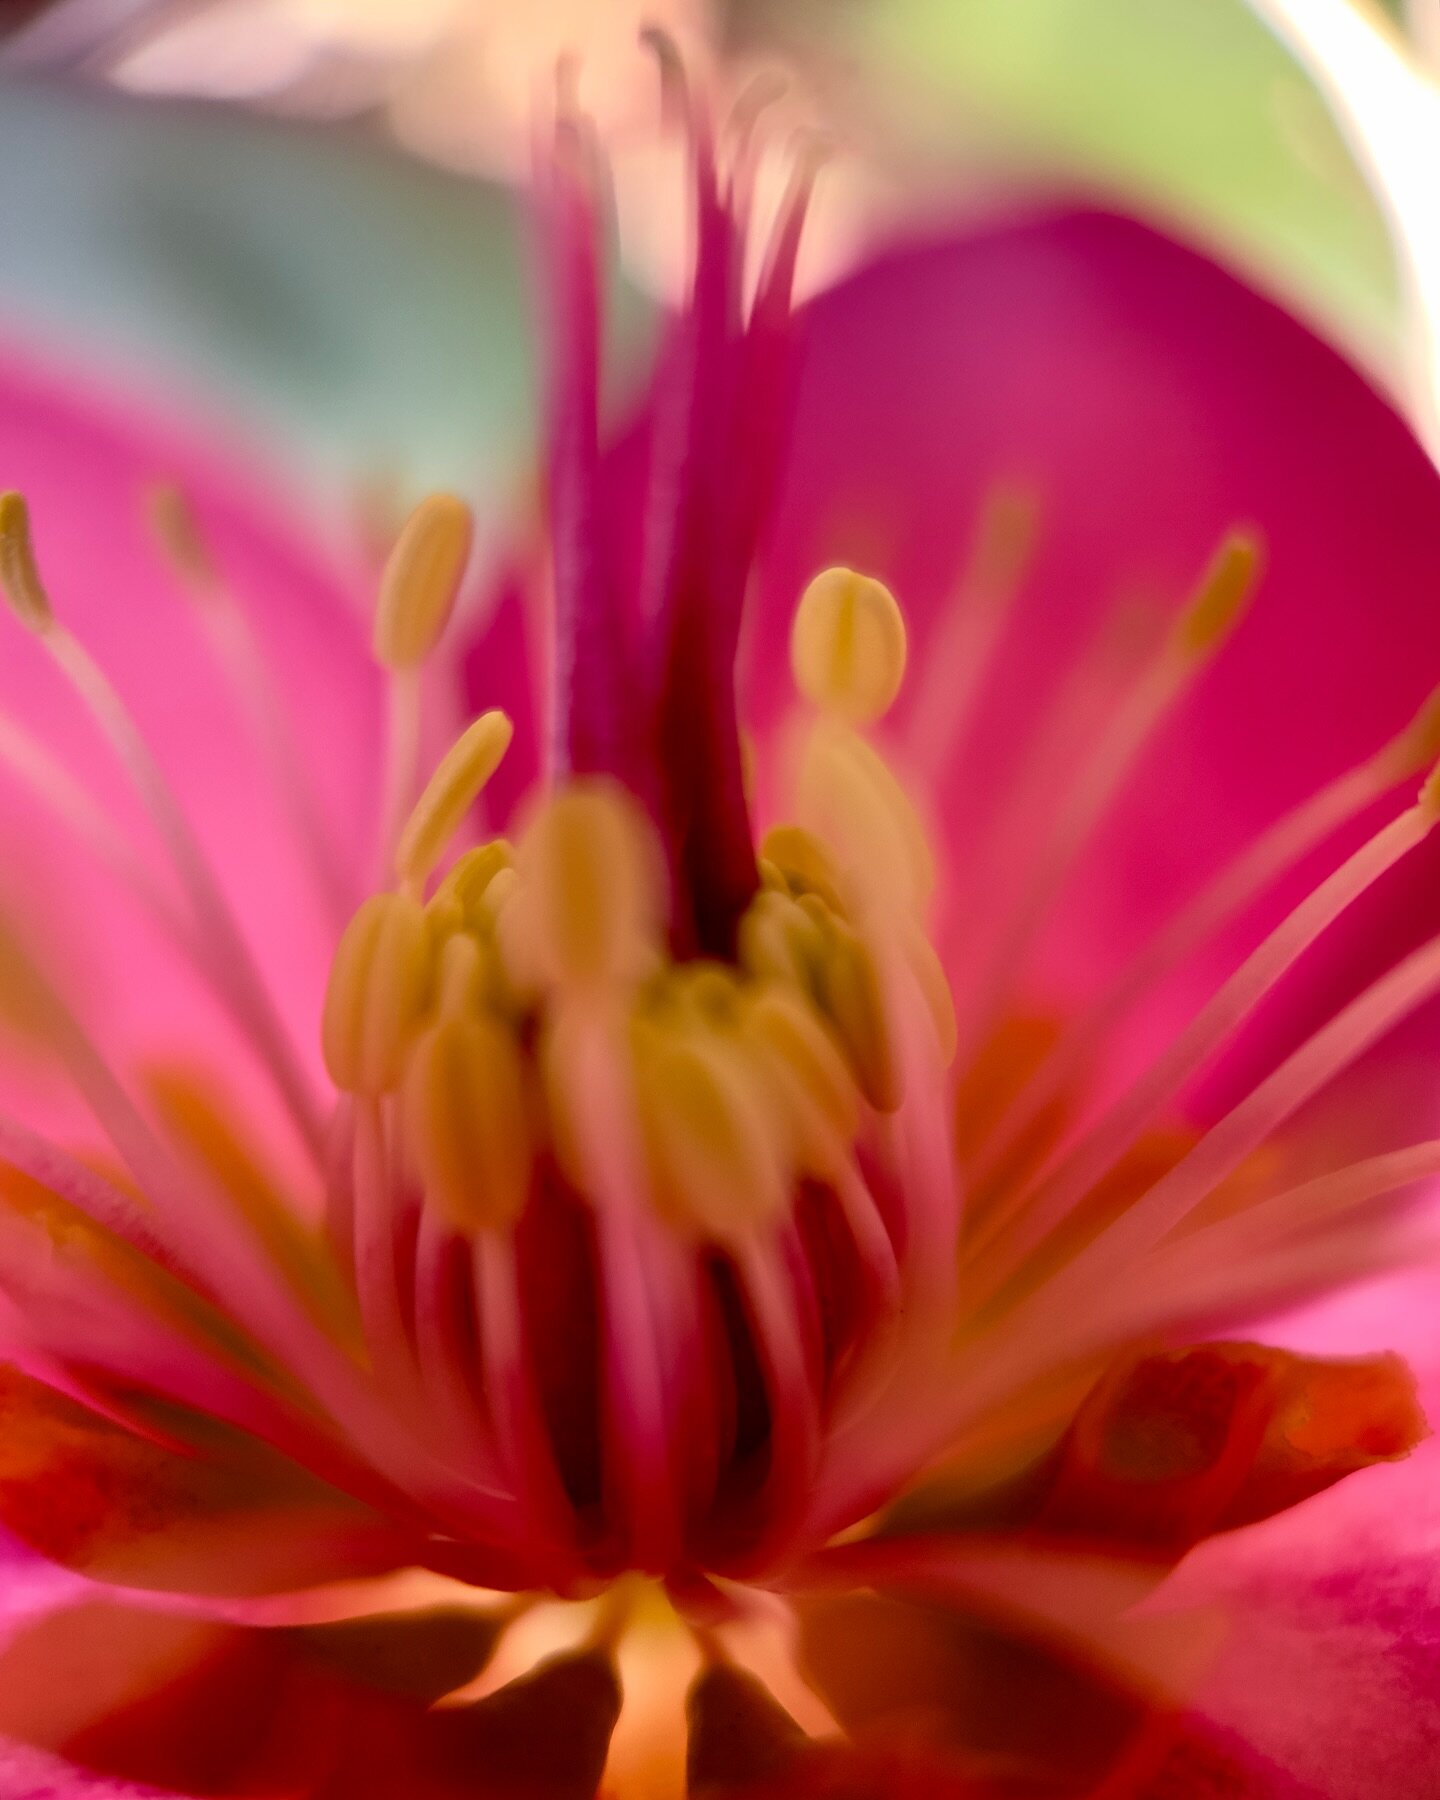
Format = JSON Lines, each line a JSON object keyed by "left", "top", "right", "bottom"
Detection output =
{"left": 967, "top": 482, "right": 1041, "bottom": 604}
{"left": 395, "top": 711, "right": 513, "bottom": 890}
{"left": 0, "top": 493, "right": 54, "bottom": 633}
{"left": 797, "top": 724, "right": 934, "bottom": 908}
{"left": 1387, "top": 683, "right": 1440, "bottom": 777}
{"left": 737, "top": 888, "right": 821, "bottom": 990}
{"left": 322, "top": 893, "right": 431, "bottom": 1094}
{"left": 1417, "top": 754, "right": 1440, "bottom": 818}
{"left": 430, "top": 839, "right": 515, "bottom": 927}
{"left": 746, "top": 983, "right": 860, "bottom": 1157}
{"left": 435, "top": 930, "right": 488, "bottom": 1016}
{"left": 514, "top": 780, "right": 663, "bottom": 991}
{"left": 759, "top": 824, "right": 844, "bottom": 912}
{"left": 1174, "top": 531, "right": 1262, "bottom": 658}
{"left": 404, "top": 1012, "right": 532, "bottom": 1231}
{"left": 637, "top": 1024, "right": 787, "bottom": 1243}
{"left": 373, "top": 492, "right": 474, "bottom": 670}
{"left": 817, "top": 920, "right": 902, "bottom": 1112}
{"left": 790, "top": 566, "right": 907, "bottom": 725}
{"left": 666, "top": 960, "right": 742, "bottom": 1022}
{"left": 146, "top": 482, "right": 218, "bottom": 593}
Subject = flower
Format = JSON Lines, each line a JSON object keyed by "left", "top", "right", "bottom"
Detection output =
{"left": 0, "top": 49, "right": 1439, "bottom": 1800}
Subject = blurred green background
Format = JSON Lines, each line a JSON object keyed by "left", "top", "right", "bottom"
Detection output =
{"left": 0, "top": 0, "right": 1404, "bottom": 501}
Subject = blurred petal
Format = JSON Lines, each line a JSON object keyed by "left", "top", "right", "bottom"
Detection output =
{"left": 0, "top": 1365, "right": 407, "bottom": 1594}
{"left": 755, "top": 208, "right": 1440, "bottom": 1125}
{"left": 0, "top": 1599, "right": 538, "bottom": 1798}
{"left": 1154, "top": 1436, "right": 1440, "bottom": 1799}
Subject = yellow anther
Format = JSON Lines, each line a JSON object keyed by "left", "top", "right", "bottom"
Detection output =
{"left": 666, "top": 960, "right": 742, "bottom": 1022}
{"left": 321, "top": 892, "right": 431, "bottom": 1094}
{"left": 1173, "top": 531, "right": 1262, "bottom": 658}
{"left": 637, "top": 1024, "right": 787, "bottom": 1244}
{"left": 146, "top": 482, "right": 218, "bottom": 593}
{"left": 790, "top": 565, "right": 907, "bottom": 725}
{"left": 967, "top": 482, "right": 1041, "bottom": 604}
{"left": 746, "top": 983, "right": 860, "bottom": 1159}
{"left": 1418, "top": 753, "right": 1440, "bottom": 818}
{"left": 430, "top": 840, "right": 515, "bottom": 927}
{"left": 514, "top": 780, "right": 663, "bottom": 991}
{"left": 798, "top": 724, "right": 934, "bottom": 908}
{"left": 817, "top": 920, "right": 902, "bottom": 1112}
{"left": 373, "top": 492, "right": 474, "bottom": 670}
{"left": 435, "top": 930, "right": 488, "bottom": 1016}
{"left": 395, "top": 711, "right": 513, "bottom": 890}
{"left": 737, "top": 888, "right": 821, "bottom": 990}
{"left": 0, "top": 492, "right": 54, "bottom": 633}
{"left": 760, "top": 824, "right": 844, "bottom": 912}
{"left": 404, "top": 1012, "right": 532, "bottom": 1231}
{"left": 1387, "top": 682, "right": 1440, "bottom": 777}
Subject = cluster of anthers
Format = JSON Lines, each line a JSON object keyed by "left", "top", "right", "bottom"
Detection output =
{"left": 324, "top": 530, "right": 954, "bottom": 1583}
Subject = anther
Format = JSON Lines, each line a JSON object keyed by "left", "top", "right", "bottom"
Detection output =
{"left": 737, "top": 888, "right": 821, "bottom": 990}
{"left": 1391, "top": 683, "right": 1440, "bottom": 777}
{"left": 0, "top": 493, "right": 54, "bottom": 633}
{"left": 404, "top": 1011, "right": 532, "bottom": 1232}
{"left": 636, "top": 1024, "right": 787, "bottom": 1243}
{"left": 514, "top": 780, "right": 663, "bottom": 991}
{"left": 429, "top": 840, "right": 515, "bottom": 929}
{"left": 1418, "top": 753, "right": 1440, "bottom": 816}
{"left": 1173, "top": 530, "right": 1263, "bottom": 658}
{"left": 322, "top": 893, "right": 431, "bottom": 1094}
{"left": 146, "top": 482, "right": 219, "bottom": 593}
{"left": 790, "top": 566, "right": 907, "bottom": 725}
{"left": 746, "top": 983, "right": 860, "bottom": 1154}
{"left": 395, "top": 711, "right": 513, "bottom": 890}
{"left": 759, "top": 824, "right": 844, "bottom": 912}
{"left": 373, "top": 492, "right": 474, "bottom": 671}
{"left": 798, "top": 725, "right": 934, "bottom": 907}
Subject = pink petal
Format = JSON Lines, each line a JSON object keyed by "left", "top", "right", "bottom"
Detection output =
{"left": 0, "top": 352, "right": 379, "bottom": 1157}
{"left": 1152, "top": 1436, "right": 1440, "bottom": 1798}
{"left": 751, "top": 209, "right": 1440, "bottom": 1127}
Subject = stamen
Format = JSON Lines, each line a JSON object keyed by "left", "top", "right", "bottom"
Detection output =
{"left": 0, "top": 491, "right": 54, "bottom": 632}
{"left": 404, "top": 1009, "right": 533, "bottom": 1233}
{"left": 789, "top": 567, "right": 907, "bottom": 726}
{"left": 0, "top": 500, "right": 326, "bottom": 1157}
{"left": 905, "top": 485, "right": 1040, "bottom": 777}
{"left": 349, "top": 1096, "right": 421, "bottom": 1399}
{"left": 370, "top": 493, "right": 475, "bottom": 878}
{"left": 950, "top": 531, "right": 1263, "bottom": 1055}
{"left": 974, "top": 779, "right": 1440, "bottom": 1290}
{"left": 145, "top": 481, "right": 219, "bottom": 589}
{"left": 372, "top": 492, "right": 474, "bottom": 671}
{"left": 990, "top": 929, "right": 1440, "bottom": 1394}
{"left": 512, "top": 780, "right": 664, "bottom": 992}
{"left": 635, "top": 1018, "right": 787, "bottom": 1243}
{"left": 322, "top": 892, "right": 431, "bottom": 1095}
{"left": 1172, "top": 531, "right": 1262, "bottom": 656}
{"left": 796, "top": 725, "right": 934, "bottom": 912}
{"left": 0, "top": 711, "right": 191, "bottom": 944}
{"left": 970, "top": 679, "right": 1440, "bottom": 1186}
{"left": 395, "top": 709, "right": 514, "bottom": 891}
{"left": 1147, "top": 1139, "right": 1440, "bottom": 1285}
{"left": 147, "top": 480, "right": 353, "bottom": 926}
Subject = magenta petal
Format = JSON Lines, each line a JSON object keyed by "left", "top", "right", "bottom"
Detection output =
{"left": 753, "top": 209, "right": 1440, "bottom": 1119}
{"left": 1152, "top": 1438, "right": 1440, "bottom": 1799}
{"left": 0, "top": 354, "right": 378, "bottom": 1146}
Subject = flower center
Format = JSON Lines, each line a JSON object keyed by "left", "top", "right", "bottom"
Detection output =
{"left": 317, "top": 512, "right": 960, "bottom": 1577}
